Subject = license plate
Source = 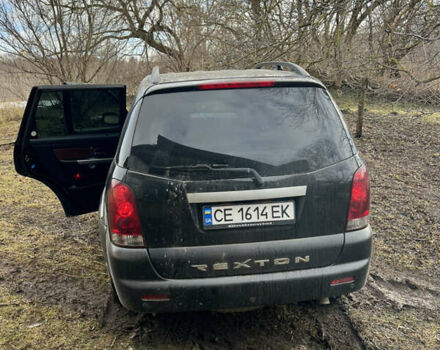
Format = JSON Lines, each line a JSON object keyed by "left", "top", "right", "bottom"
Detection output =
{"left": 203, "top": 201, "right": 295, "bottom": 229}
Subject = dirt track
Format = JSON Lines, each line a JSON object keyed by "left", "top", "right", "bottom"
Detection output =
{"left": 0, "top": 104, "right": 439, "bottom": 349}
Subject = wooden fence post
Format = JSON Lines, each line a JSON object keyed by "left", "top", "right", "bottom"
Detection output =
{"left": 356, "top": 77, "right": 368, "bottom": 138}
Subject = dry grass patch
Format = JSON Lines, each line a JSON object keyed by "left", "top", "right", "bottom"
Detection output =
{"left": 0, "top": 142, "right": 134, "bottom": 349}
{"left": 0, "top": 147, "right": 108, "bottom": 290}
{"left": 0, "top": 106, "right": 23, "bottom": 124}
{"left": 421, "top": 112, "right": 440, "bottom": 124}
{"left": 0, "top": 286, "right": 123, "bottom": 350}
{"left": 349, "top": 306, "right": 440, "bottom": 350}
{"left": 0, "top": 107, "right": 22, "bottom": 145}
{"left": 333, "top": 89, "right": 440, "bottom": 122}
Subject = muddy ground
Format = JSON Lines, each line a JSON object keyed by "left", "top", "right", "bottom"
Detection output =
{"left": 0, "top": 99, "right": 439, "bottom": 349}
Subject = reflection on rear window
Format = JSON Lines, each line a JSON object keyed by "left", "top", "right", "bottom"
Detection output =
{"left": 131, "top": 87, "right": 353, "bottom": 174}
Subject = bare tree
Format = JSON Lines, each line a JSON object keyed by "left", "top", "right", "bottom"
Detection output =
{"left": 0, "top": 0, "right": 126, "bottom": 84}
{"left": 0, "top": 0, "right": 439, "bottom": 104}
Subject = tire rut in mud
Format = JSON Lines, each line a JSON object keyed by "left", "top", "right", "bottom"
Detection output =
{"left": 313, "top": 302, "right": 367, "bottom": 350}
{"left": 97, "top": 299, "right": 368, "bottom": 350}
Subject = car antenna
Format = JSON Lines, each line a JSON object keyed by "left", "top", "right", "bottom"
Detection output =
{"left": 150, "top": 66, "right": 160, "bottom": 84}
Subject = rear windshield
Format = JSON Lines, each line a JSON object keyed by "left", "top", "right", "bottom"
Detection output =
{"left": 129, "top": 86, "right": 353, "bottom": 176}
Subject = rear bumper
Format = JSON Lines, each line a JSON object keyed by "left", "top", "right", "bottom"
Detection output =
{"left": 103, "top": 226, "right": 372, "bottom": 313}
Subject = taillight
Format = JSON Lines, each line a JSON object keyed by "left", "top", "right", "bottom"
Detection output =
{"left": 198, "top": 81, "right": 275, "bottom": 90}
{"left": 346, "top": 165, "right": 370, "bottom": 231}
{"left": 107, "top": 180, "right": 144, "bottom": 247}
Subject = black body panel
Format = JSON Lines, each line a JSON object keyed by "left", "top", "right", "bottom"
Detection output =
{"left": 102, "top": 223, "right": 372, "bottom": 313}
{"left": 116, "top": 82, "right": 359, "bottom": 278}
{"left": 148, "top": 234, "right": 343, "bottom": 279}
{"left": 123, "top": 156, "right": 357, "bottom": 279}
{"left": 127, "top": 157, "right": 356, "bottom": 248}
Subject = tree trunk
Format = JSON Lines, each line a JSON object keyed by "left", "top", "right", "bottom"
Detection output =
{"left": 356, "top": 78, "right": 368, "bottom": 138}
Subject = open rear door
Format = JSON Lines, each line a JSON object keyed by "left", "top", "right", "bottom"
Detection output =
{"left": 14, "top": 84, "right": 126, "bottom": 216}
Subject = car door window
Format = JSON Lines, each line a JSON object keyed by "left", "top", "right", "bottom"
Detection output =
{"left": 70, "top": 90, "right": 122, "bottom": 133}
{"left": 34, "top": 91, "right": 65, "bottom": 138}
{"left": 31, "top": 88, "right": 124, "bottom": 139}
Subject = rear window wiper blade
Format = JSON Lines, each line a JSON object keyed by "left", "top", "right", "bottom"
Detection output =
{"left": 151, "top": 163, "right": 229, "bottom": 170}
{"left": 150, "top": 163, "right": 264, "bottom": 186}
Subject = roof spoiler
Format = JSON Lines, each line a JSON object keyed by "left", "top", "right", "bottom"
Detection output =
{"left": 254, "top": 61, "right": 310, "bottom": 78}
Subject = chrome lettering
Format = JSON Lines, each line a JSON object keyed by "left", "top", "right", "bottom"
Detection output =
{"left": 191, "top": 255, "right": 311, "bottom": 273}
{"left": 213, "top": 262, "right": 229, "bottom": 270}
{"left": 233, "top": 259, "right": 252, "bottom": 269}
{"left": 274, "top": 257, "right": 290, "bottom": 265}
{"left": 295, "top": 255, "right": 310, "bottom": 264}
{"left": 254, "top": 259, "right": 269, "bottom": 267}
{"left": 191, "top": 264, "right": 208, "bottom": 272}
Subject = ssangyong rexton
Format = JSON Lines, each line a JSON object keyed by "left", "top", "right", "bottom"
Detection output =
{"left": 14, "top": 62, "right": 372, "bottom": 312}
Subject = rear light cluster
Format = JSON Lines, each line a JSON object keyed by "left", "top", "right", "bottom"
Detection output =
{"left": 346, "top": 165, "right": 370, "bottom": 231}
{"left": 198, "top": 81, "right": 275, "bottom": 90}
{"left": 107, "top": 180, "right": 144, "bottom": 247}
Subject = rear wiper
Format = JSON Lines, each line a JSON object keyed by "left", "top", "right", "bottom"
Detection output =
{"left": 150, "top": 163, "right": 264, "bottom": 186}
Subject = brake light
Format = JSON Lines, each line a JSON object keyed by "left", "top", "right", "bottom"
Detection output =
{"left": 107, "top": 180, "right": 144, "bottom": 247}
{"left": 346, "top": 165, "right": 370, "bottom": 231}
{"left": 198, "top": 81, "right": 275, "bottom": 90}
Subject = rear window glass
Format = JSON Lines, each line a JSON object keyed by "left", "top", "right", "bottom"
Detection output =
{"left": 130, "top": 87, "right": 353, "bottom": 175}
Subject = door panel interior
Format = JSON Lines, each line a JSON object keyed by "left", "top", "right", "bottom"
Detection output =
{"left": 14, "top": 85, "right": 126, "bottom": 216}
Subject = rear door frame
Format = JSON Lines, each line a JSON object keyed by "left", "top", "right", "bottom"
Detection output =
{"left": 14, "top": 84, "right": 126, "bottom": 216}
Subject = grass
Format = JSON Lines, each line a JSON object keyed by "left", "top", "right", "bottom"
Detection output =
{"left": 421, "top": 112, "right": 440, "bottom": 124}
{"left": 0, "top": 151, "right": 106, "bottom": 284}
{"left": 0, "top": 287, "right": 119, "bottom": 350}
{"left": 0, "top": 107, "right": 22, "bottom": 145}
{"left": 349, "top": 307, "right": 440, "bottom": 350}
{"left": 0, "top": 106, "right": 23, "bottom": 124}
{"left": 331, "top": 88, "right": 440, "bottom": 121}
{"left": 0, "top": 106, "right": 134, "bottom": 349}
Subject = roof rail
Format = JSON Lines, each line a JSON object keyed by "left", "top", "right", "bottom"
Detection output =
{"left": 254, "top": 61, "right": 310, "bottom": 77}
{"left": 149, "top": 66, "right": 160, "bottom": 84}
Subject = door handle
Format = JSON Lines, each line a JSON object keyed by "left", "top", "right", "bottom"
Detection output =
{"left": 93, "top": 151, "right": 108, "bottom": 157}
{"left": 76, "top": 157, "right": 113, "bottom": 165}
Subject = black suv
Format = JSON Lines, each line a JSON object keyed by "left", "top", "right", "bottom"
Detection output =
{"left": 14, "top": 62, "right": 372, "bottom": 312}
